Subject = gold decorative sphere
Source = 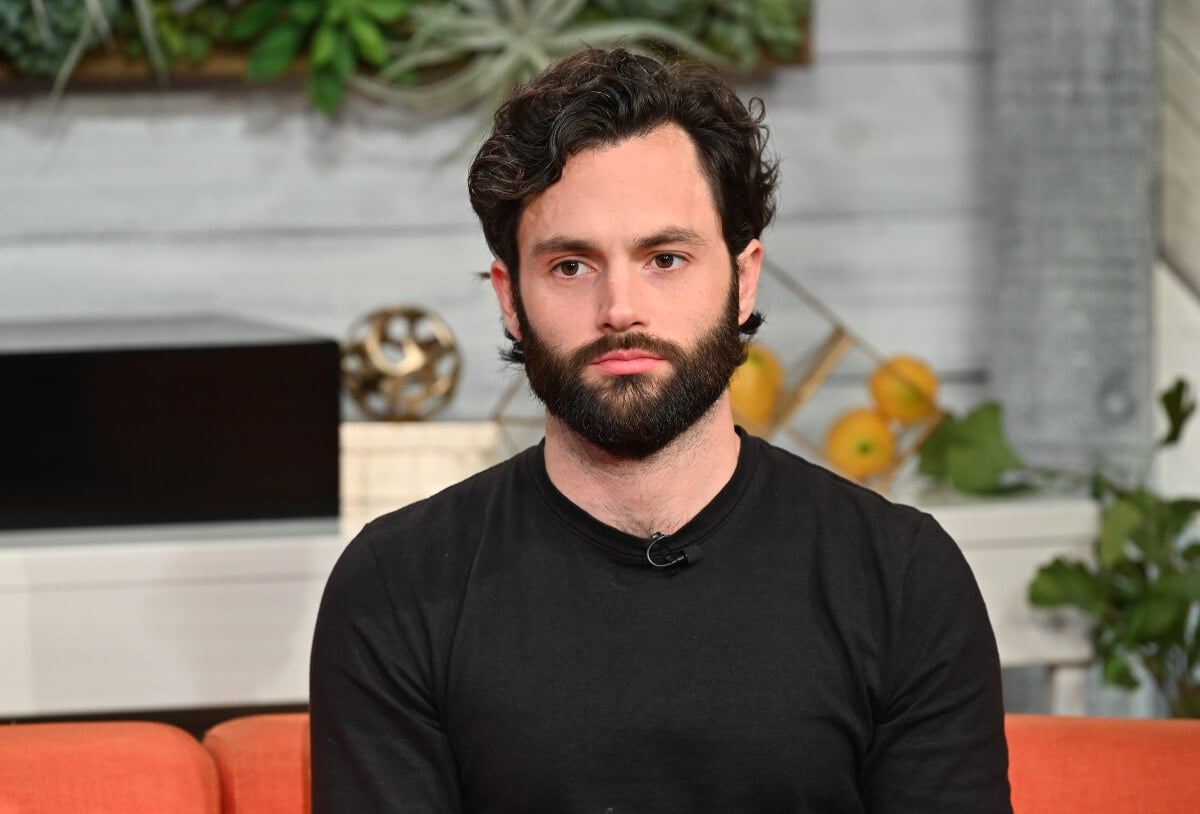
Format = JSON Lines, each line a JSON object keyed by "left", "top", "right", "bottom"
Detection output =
{"left": 341, "top": 306, "right": 461, "bottom": 421}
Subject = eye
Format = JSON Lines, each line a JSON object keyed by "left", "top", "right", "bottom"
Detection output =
{"left": 651, "top": 253, "right": 685, "bottom": 270}
{"left": 553, "top": 259, "right": 589, "bottom": 278}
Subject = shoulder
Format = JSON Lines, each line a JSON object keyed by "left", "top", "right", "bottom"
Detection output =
{"left": 745, "top": 437, "right": 971, "bottom": 602}
{"left": 752, "top": 437, "right": 934, "bottom": 545}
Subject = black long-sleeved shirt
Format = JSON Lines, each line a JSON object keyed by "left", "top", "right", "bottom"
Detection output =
{"left": 311, "top": 431, "right": 1011, "bottom": 812}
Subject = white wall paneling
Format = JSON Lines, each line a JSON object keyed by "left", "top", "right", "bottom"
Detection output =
{"left": 755, "top": 61, "right": 985, "bottom": 218}
{"left": 0, "top": 93, "right": 481, "bottom": 240}
{"left": 1162, "top": 0, "right": 1200, "bottom": 293}
{"left": 1155, "top": 263, "right": 1200, "bottom": 496}
{"left": 0, "top": 59, "right": 986, "bottom": 234}
{"left": 815, "top": 0, "right": 987, "bottom": 57}
{"left": 1158, "top": 1, "right": 1200, "bottom": 499}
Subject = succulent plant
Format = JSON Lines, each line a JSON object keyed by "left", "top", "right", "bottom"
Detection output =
{"left": 590, "top": 0, "right": 707, "bottom": 35}
{"left": 349, "top": 0, "right": 724, "bottom": 116}
{"left": 113, "top": 0, "right": 232, "bottom": 68}
{"left": 1, "top": 0, "right": 812, "bottom": 118}
{"left": 0, "top": 0, "right": 117, "bottom": 79}
{"left": 0, "top": 0, "right": 171, "bottom": 97}
{"left": 232, "top": 0, "right": 411, "bottom": 114}
{"left": 592, "top": 0, "right": 810, "bottom": 72}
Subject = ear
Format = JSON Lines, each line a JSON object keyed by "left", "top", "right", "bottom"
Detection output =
{"left": 490, "top": 259, "right": 523, "bottom": 341}
{"left": 735, "top": 239, "right": 763, "bottom": 324}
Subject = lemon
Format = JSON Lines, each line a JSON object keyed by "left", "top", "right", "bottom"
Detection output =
{"left": 729, "top": 342, "right": 784, "bottom": 435}
{"left": 869, "top": 355, "right": 939, "bottom": 426}
{"left": 824, "top": 408, "right": 896, "bottom": 481}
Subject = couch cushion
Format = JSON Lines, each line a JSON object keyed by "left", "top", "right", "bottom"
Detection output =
{"left": 1007, "top": 713, "right": 1200, "bottom": 813}
{"left": 0, "top": 721, "right": 220, "bottom": 814}
{"left": 204, "top": 713, "right": 310, "bottom": 814}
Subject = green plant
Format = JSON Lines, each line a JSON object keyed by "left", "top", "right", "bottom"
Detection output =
{"left": 1028, "top": 380, "right": 1200, "bottom": 717}
{"left": 1, "top": 0, "right": 812, "bottom": 117}
{"left": 591, "top": 0, "right": 810, "bottom": 72}
{"left": 0, "top": 0, "right": 169, "bottom": 96}
{"left": 921, "top": 380, "right": 1200, "bottom": 716}
{"left": 231, "top": 0, "right": 411, "bottom": 114}
{"left": 917, "top": 401, "right": 1033, "bottom": 495}
{"left": 350, "top": 0, "right": 723, "bottom": 117}
{"left": 0, "top": 0, "right": 117, "bottom": 79}
{"left": 113, "top": 0, "right": 232, "bottom": 68}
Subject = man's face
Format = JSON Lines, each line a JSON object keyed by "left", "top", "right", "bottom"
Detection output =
{"left": 491, "top": 123, "right": 762, "bottom": 458}
{"left": 515, "top": 275, "right": 742, "bottom": 458}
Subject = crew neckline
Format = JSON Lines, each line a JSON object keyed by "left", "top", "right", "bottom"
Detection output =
{"left": 523, "top": 427, "right": 763, "bottom": 566}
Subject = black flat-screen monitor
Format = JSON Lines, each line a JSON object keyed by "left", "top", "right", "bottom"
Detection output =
{"left": 0, "top": 314, "right": 341, "bottom": 531}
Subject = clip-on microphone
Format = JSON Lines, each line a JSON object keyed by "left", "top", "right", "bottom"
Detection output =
{"left": 645, "top": 532, "right": 703, "bottom": 569}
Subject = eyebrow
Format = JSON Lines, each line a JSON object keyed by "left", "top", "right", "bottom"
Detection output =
{"left": 530, "top": 227, "right": 709, "bottom": 257}
{"left": 530, "top": 235, "right": 598, "bottom": 257}
{"left": 632, "top": 227, "right": 708, "bottom": 251}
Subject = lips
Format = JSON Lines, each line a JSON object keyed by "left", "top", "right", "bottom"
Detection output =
{"left": 590, "top": 349, "right": 665, "bottom": 375}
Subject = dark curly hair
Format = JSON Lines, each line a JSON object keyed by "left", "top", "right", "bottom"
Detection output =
{"left": 468, "top": 47, "right": 778, "bottom": 355}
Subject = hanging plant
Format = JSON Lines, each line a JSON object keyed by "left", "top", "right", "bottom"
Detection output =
{"left": 0, "top": 0, "right": 113, "bottom": 79}
{"left": 0, "top": 0, "right": 123, "bottom": 94}
{"left": 231, "top": 0, "right": 411, "bottom": 114}
{"left": 589, "top": 0, "right": 811, "bottom": 72}
{"left": 1, "top": 0, "right": 171, "bottom": 96}
{"left": 0, "top": 0, "right": 813, "bottom": 116}
{"left": 348, "top": 0, "right": 724, "bottom": 116}
{"left": 112, "top": 0, "right": 232, "bottom": 69}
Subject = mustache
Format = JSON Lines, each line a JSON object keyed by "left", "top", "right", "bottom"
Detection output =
{"left": 568, "top": 332, "right": 688, "bottom": 369}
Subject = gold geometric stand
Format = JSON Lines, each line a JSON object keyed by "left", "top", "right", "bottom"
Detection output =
{"left": 735, "top": 260, "right": 945, "bottom": 493}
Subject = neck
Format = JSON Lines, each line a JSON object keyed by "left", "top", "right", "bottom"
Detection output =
{"left": 542, "top": 395, "right": 742, "bottom": 538}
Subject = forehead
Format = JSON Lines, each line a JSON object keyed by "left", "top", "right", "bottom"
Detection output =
{"left": 516, "top": 124, "right": 722, "bottom": 251}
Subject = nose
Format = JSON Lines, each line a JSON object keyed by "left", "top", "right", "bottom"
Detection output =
{"left": 597, "top": 267, "right": 644, "bottom": 333}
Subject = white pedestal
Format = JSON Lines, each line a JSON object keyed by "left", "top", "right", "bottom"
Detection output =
{"left": 926, "top": 496, "right": 1097, "bottom": 716}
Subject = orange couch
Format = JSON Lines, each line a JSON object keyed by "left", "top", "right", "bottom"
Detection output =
{"left": 1006, "top": 713, "right": 1200, "bottom": 813}
{"left": 0, "top": 720, "right": 219, "bottom": 814}
{"left": 2, "top": 713, "right": 1199, "bottom": 812}
{"left": 204, "top": 713, "right": 310, "bottom": 814}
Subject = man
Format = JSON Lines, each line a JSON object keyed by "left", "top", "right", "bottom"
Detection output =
{"left": 311, "top": 48, "right": 1011, "bottom": 812}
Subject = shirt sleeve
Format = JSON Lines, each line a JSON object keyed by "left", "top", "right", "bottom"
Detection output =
{"left": 859, "top": 514, "right": 1012, "bottom": 813}
{"left": 309, "top": 523, "right": 463, "bottom": 813}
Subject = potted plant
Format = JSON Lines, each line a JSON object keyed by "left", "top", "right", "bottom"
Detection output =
{"left": 919, "top": 379, "right": 1200, "bottom": 716}
{"left": 1028, "top": 380, "right": 1200, "bottom": 717}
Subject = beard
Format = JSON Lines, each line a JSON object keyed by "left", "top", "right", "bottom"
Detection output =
{"left": 517, "top": 279, "right": 745, "bottom": 459}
